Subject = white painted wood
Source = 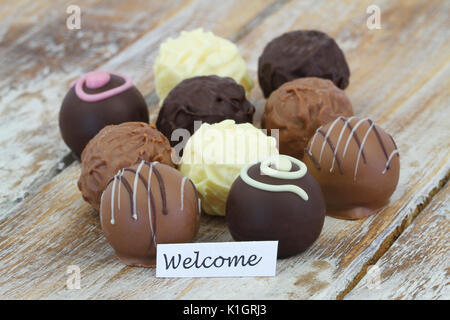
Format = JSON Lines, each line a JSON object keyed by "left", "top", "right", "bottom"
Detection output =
{"left": 0, "top": 0, "right": 277, "bottom": 217}
{"left": 0, "top": 0, "right": 449, "bottom": 300}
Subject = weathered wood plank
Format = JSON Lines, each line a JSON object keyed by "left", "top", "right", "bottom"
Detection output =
{"left": 345, "top": 183, "right": 449, "bottom": 300}
{"left": 0, "top": 0, "right": 280, "bottom": 217}
{"left": 0, "top": 0, "right": 449, "bottom": 299}
{"left": 0, "top": 0, "right": 193, "bottom": 213}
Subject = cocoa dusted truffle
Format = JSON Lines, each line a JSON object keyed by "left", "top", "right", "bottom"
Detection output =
{"left": 226, "top": 155, "right": 325, "bottom": 258}
{"left": 156, "top": 76, "right": 255, "bottom": 146}
{"left": 261, "top": 78, "right": 353, "bottom": 160}
{"left": 100, "top": 161, "right": 201, "bottom": 267}
{"left": 59, "top": 70, "right": 149, "bottom": 158}
{"left": 258, "top": 30, "right": 350, "bottom": 98}
{"left": 303, "top": 117, "right": 400, "bottom": 220}
{"left": 78, "top": 122, "right": 174, "bottom": 212}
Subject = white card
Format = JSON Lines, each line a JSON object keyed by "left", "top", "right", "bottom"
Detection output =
{"left": 156, "top": 241, "right": 278, "bottom": 278}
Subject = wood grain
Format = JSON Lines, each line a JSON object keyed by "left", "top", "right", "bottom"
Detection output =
{"left": 0, "top": 0, "right": 193, "bottom": 213}
{"left": 0, "top": 0, "right": 279, "bottom": 217}
{"left": 0, "top": 0, "right": 449, "bottom": 299}
{"left": 345, "top": 183, "right": 449, "bottom": 300}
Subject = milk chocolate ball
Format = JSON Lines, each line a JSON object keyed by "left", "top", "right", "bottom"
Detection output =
{"left": 261, "top": 78, "right": 353, "bottom": 160}
{"left": 226, "top": 155, "right": 325, "bottom": 258}
{"left": 303, "top": 117, "right": 400, "bottom": 219}
{"left": 59, "top": 71, "right": 149, "bottom": 158}
{"left": 100, "top": 161, "right": 201, "bottom": 267}
{"left": 78, "top": 122, "right": 174, "bottom": 212}
{"left": 156, "top": 75, "right": 255, "bottom": 147}
{"left": 258, "top": 30, "right": 350, "bottom": 98}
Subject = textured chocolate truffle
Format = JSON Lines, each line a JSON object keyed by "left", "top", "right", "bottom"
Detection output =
{"left": 78, "top": 122, "right": 174, "bottom": 212}
{"left": 226, "top": 155, "right": 325, "bottom": 258}
{"left": 100, "top": 161, "right": 201, "bottom": 267}
{"left": 156, "top": 76, "right": 255, "bottom": 146}
{"left": 258, "top": 30, "right": 350, "bottom": 98}
{"left": 180, "top": 120, "right": 279, "bottom": 216}
{"left": 261, "top": 78, "right": 353, "bottom": 160}
{"left": 303, "top": 117, "right": 400, "bottom": 220}
{"left": 59, "top": 71, "right": 149, "bottom": 158}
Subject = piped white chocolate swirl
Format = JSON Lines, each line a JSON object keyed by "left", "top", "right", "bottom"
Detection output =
{"left": 240, "top": 155, "right": 309, "bottom": 201}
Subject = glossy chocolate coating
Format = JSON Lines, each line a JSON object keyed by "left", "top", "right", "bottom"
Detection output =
{"left": 59, "top": 73, "right": 149, "bottom": 158}
{"left": 226, "top": 161, "right": 325, "bottom": 258}
{"left": 303, "top": 117, "right": 400, "bottom": 219}
{"left": 100, "top": 162, "right": 201, "bottom": 267}
{"left": 262, "top": 78, "right": 353, "bottom": 160}
{"left": 156, "top": 75, "right": 255, "bottom": 146}
{"left": 258, "top": 30, "right": 350, "bottom": 98}
{"left": 78, "top": 122, "right": 174, "bottom": 212}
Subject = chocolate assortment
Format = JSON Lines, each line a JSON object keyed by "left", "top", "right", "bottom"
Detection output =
{"left": 100, "top": 161, "right": 201, "bottom": 267}
{"left": 303, "top": 117, "right": 400, "bottom": 219}
{"left": 56, "top": 28, "right": 402, "bottom": 268}
{"left": 78, "top": 122, "right": 174, "bottom": 212}
{"left": 179, "top": 119, "right": 279, "bottom": 216}
{"left": 258, "top": 30, "right": 350, "bottom": 98}
{"left": 226, "top": 155, "right": 325, "bottom": 258}
{"left": 59, "top": 71, "right": 149, "bottom": 158}
{"left": 262, "top": 77, "right": 353, "bottom": 160}
{"left": 156, "top": 75, "right": 255, "bottom": 146}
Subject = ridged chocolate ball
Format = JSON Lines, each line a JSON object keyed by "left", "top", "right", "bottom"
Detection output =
{"left": 78, "top": 122, "right": 174, "bottom": 212}
{"left": 258, "top": 30, "right": 350, "bottom": 98}
{"left": 156, "top": 75, "right": 255, "bottom": 146}
{"left": 262, "top": 78, "right": 353, "bottom": 160}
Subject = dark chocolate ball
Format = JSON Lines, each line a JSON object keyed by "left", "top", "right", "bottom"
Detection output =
{"left": 258, "top": 30, "right": 350, "bottom": 98}
{"left": 226, "top": 155, "right": 325, "bottom": 258}
{"left": 59, "top": 71, "right": 149, "bottom": 158}
{"left": 156, "top": 75, "right": 255, "bottom": 146}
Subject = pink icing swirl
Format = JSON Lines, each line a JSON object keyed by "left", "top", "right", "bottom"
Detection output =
{"left": 70, "top": 70, "right": 134, "bottom": 102}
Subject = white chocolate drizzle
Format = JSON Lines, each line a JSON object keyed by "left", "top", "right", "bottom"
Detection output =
{"left": 102, "top": 161, "right": 202, "bottom": 250}
{"left": 240, "top": 155, "right": 309, "bottom": 201}
{"left": 110, "top": 174, "right": 118, "bottom": 224}
{"left": 117, "top": 169, "right": 124, "bottom": 210}
{"left": 307, "top": 128, "right": 320, "bottom": 156}
{"left": 180, "top": 177, "right": 188, "bottom": 212}
{"left": 353, "top": 121, "right": 375, "bottom": 180}
{"left": 318, "top": 117, "right": 343, "bottom": 163}
{"left": 330, "top": 116, "right": 357, "bottom": 172}
{"left": 132, "top": 160, "right": 146, "bottom": 220}
{"left": 382, "top": 149, "right": 399, "bottom": 174}
{"left": 307, "top": 117, "right": 400, "bottom": 179}
{"left": 342, "top": 118, "right": 370, "bottom": 159}
{"left": 147, "top": 162, "right": 156, "bottom": 245}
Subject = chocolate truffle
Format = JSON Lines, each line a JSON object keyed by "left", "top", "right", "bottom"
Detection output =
{"left": 303, "top": 117, "right": 400, "bottom": 220}
{"left": 226, "top": 155, "right": 325, "bottom": 258}
{"left": 78, "top": 122, "right": 174, "bottom": 212}
{"left": 154, "top": 28, "right": 253, "bottom": 102}
{"left": 258, "top": 30, "right": 350, "bottom": 98}
{"left": 179, "top": 119, "right": 279, "bottom": 216}
{"left": 156, "top": 76, "right": 255, "bottom": 147}
{"left": 261, "top": 78, "right": 353, "bottom": 160}
{"left": 59, "top": 70, "right": 149, "bottom": 158}
{"left": 100, "top": 161, "right": 201, "bottom": 267}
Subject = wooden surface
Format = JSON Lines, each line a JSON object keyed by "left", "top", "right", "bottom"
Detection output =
{"left": 0, "top": 0, "right": 449, "bottom": 299}
{"left": 345, "top": 183, "right": 449, "bottom": 300}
